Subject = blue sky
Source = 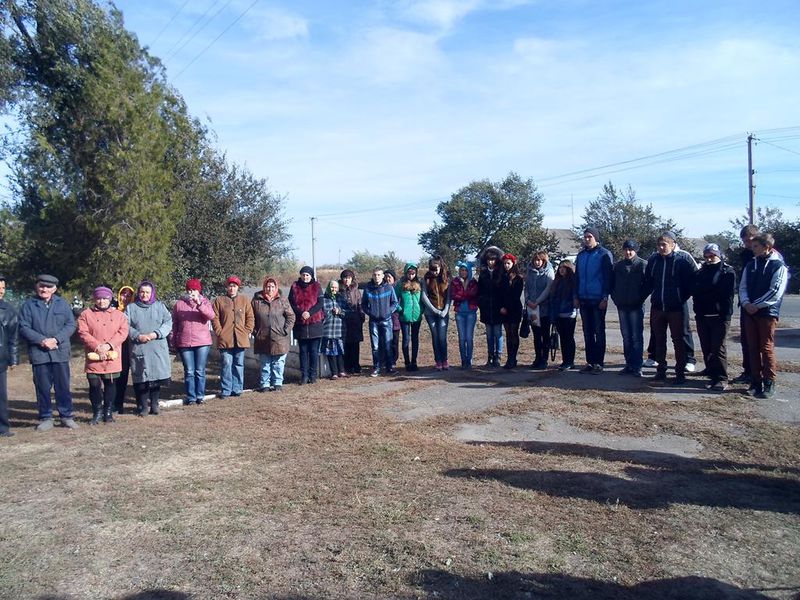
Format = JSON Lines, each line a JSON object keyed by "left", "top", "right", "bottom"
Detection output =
{"left": 11, "top": 0, "right": 800, "bottom": 265}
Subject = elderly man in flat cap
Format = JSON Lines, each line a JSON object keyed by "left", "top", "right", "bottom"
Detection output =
{"left": 18, "top": 274, "right": 78, "bottom": 431}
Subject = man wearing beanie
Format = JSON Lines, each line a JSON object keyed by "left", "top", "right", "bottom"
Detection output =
{"left": 574, "top": 227, "right": 613, "bottom": 373}
{"left": 19, "top": 274, "right": 78, "bottom": 430}
{"left": 610, "top": 240, "right": 648, "bottom": 376}
{"left": 644, "top": 231, "right": 697, "bottom": 385}
{"left": 692, "top": 243, "right": 736, "bottom": 391}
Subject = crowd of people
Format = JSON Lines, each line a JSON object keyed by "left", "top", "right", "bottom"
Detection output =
{"left": 0, "top": 223, "right": 790, "bottom": 437}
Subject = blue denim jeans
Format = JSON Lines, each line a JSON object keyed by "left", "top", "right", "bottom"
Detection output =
{"left": 219, "top": 348, "right": 245, "bottom": 395}
{"left": 259, "top": 353, "right": 287, "bottom": 387}
{"left": 369, "top": 318, "right": 393, "bottom": 370}
{"left": 178, "top": 345, "right": 211, "bottom": 402}
{"left": 579, "top": 301, "right": 607, "bottom": 366}
{"left": 33, "top": 362, "right": 73, "bottom": 420}
{"left": 485, "top": 323, "right": 504, "bottom": 358}
{"left": 455, "top": 311, "right": 477, "bottom": 366}
{"left": 617, "top": 307, "right": 644, "bottom": 371}
{"left": 425, "top": 313, "right": 449, "bottom": 364}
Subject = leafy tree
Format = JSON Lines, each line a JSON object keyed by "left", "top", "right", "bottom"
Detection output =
{"left": 419, "top": 171, "right": 556, "bottom": 265}
{"left": 171, "top": 153, "right": 291, "bottom": 296}
{"left": 576, "top": 182, "right": 688, "bottom": 259}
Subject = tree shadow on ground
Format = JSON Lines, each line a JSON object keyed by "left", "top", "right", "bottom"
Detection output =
{"left": 446, "top": 463, "right": 800, "bottom": 513}
{"left": 413, "top": 570, "right": 787, "bottom": 599}
{"left": 37, "top": 591, "right": 318, "bottom": 600}
{"left": 470, "top": 440, "right": 800, "bottom": 475}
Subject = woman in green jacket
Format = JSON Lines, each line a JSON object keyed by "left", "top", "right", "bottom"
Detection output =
{"left": 395, "top": 263, "right": 423, "bottom": 371}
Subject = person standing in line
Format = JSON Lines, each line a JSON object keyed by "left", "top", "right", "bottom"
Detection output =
{"left": 252, "top": 277, "right": 295, "bottom": 392}
{"left": 76, "top": 286, "right": 129, "bottom": 424}
{"left": 19, "top": 274, "right": 78, "bottom": 431}
{"left": 395, "top": 263, "right": 423, "bottom": 372}
{"left": 740, "top": 233, "right": 789, "bottom": 399}
{"left": 610, "top": 240, "right": 648, "bottom": 377}
{"left": 574, "top": 227, "right": 614, "bottom": 374}
{"left": 451, "top": 261, "right": 479, "bottom": 369}
{"left": 384, "top": 270, "right": 402, "bottom": 370}
{"left": 321, "top": 279, "right": 347, "bottom": 380}
{"left": 126, "top": 280, "right": 173, "bottom": 416}
{"left": 213, "top": 275, "right": 255, "bottom": 397}
{"left": 478, "top": 246, "right": 505, "bottom": 367}
{"left": 113, "top": 285, "right": 135, "bottom": 414}
{"left": 499, "top": 253, "right": 524, "bottom": 370}
{"left": 339, "top": 269, "right": 365, "bottom": 375}
{"left": 692, "top": 244, "right": 736, "bottom": 391}
{"left": 643, "top": 232, "right": 697, "bottom": 385}
{"left": 289, "top": 267, "right": 325, "bottom": 385}
{"left": 549, "top": 260, "right": 578, "bottom": 371}
{"left": 731, "top": 224, "right": 759, "bottom": 384}
{"left": 172, "top": 278, "right": 215, "bottom": 405}
{"left": 0, "top": 274, "right": 19, "bottom": 437}
{"left": 421, "top": 257, "right": 451, "bottom": 371}
{"left": 524, "top": 251, "right": 555, "bottom": 370}
{"left": 361, "top": 267, "right": 398, "bottom": 377}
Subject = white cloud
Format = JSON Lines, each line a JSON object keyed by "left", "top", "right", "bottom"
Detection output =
{"left": 245, "top": 6, "right": 309, "bottom": 41}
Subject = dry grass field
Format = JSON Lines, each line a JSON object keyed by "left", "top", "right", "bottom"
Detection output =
{"left": 1, "top": 323, "right": 798, "bottom": 600}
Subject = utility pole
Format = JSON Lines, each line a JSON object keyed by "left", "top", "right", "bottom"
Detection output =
{"left": 310, "top": 217, "right": 317, "bottom": 276}
{"left": 571, "top": 194, "right": 574, "bottom": 228}
{"left": 747, "top": 133, "right": 755, "bottom": 224}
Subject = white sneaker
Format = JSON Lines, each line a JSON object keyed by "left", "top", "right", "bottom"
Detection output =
{"left": 643, "top": 358, "right": 658, "bottom": 368}
{"left": 685, "top": 362, "right": 696, "bottom": 373}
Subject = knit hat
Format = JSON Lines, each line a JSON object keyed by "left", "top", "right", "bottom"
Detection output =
{"left": 299, "top": 266, "right": 314, "bottom": 277}
{"left": 583, "top": 227, "right": 601, "bottom": 243}
{"left": 404, "top": 263, "right": 418, "bottom": 274}
{"left": 93, "top": 286, "right": 113, "bottom": 299}
{"left": 622, "top": 239, "right": 640, "bottom": 252}
{"left": 660, "top": 230, "right": 677, "bottom": 241}
{"left": 501, "top": 253, "right": 517, "bottom": 264}
{"left": 703, "top": 243, "right": 722, "bottom": 258}
{"left": 226, "top": 275, "right": 242, "bottom": 287}
{"left": 384, "top": 269, "right": 396, "bottom": 280}
{"left": 185, "top": 278, "right": 202, "bottom": 292}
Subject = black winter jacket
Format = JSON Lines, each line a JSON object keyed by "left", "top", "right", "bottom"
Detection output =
{"left": 692, "top": 262, "right": 736, "bottom": 319}
{"left": 0, "top": 300, "right": 19, "bottom": 370}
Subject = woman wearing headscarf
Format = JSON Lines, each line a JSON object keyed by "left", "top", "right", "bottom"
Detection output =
{"left": 421, "top": 256, "right": 451, "bottom": 370}
{"left": 113, "top": 285, "right": 135, "bottom": 413}
{"left": 321, "top": 279, "right": 347, "bottom": 379}
{"left": 339, "top": 269, "right": 364, "bottom": 375}
{"left": 252, "top": 277, "right": 295, "bottom": 392}
{"left": 126, "top": 280, "right": 173, "bottom": 416}
{"left": 76, "top": 286, "right": 129, "bottom": 424}
{"left": 451, "top": 261, "right": 479, "bottom": 369}
{"left": 500, "top": 253, "right": 524, "bottom": 369}
{"left": 172, "top": 278, "right": 215, "bottom": 405}
{"left": 395, "top": 263, "right": 423, "bottom": 372}
{"left": 288, "top": 266, "right": 324, "bottom": 384}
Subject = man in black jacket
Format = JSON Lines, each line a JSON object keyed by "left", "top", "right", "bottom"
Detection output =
{"left": 692, "top": 244, "right": 736, "bottom": 391}
{"left": 0, "top": 274, "right": 20, "bottom": 437}
{"left": 644, "top": 232, "right": 697, "bottom": 385}
{"left": 610, "top": 240, "right": 648, "bottom": 377}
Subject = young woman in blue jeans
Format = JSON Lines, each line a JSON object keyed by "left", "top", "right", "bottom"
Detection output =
{"left": 451, "top": 261, "right": 478, "bottom": 368}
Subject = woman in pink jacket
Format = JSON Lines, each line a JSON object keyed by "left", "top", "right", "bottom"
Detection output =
{"left": 76, "top": 286, "right": 129, "bottom": 424}
{"left": 172, "top": 279, "right": 215, "bottom": 405}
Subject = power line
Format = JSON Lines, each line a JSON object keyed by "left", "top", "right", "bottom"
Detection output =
{"left": 759, "top": 193, "right": 800, "bottom": 201}
{"left": 758, "top": 139, "right": 800, "bottom": 157}
{"left": 149, "top": 0, "right": 191, "bottom": 47}
{"left": 316, "top": 218, "right": 419, "bottom": 241}
{"left": 165, "top": 0, "right": 236, "bottom": 62}
{"left": 314, "top": 197, "right": 445, "bottom": 218}
{"left": 172, "top": 0, "right": 260, "bottom": 80}
{"left": 163, "top": 0, "right": 223, "bottom": 59}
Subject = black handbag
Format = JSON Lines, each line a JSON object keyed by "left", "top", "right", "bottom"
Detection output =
{"left": 519, "top": 317, "right": 530, "bottom": 338}
{"left": 549, "top": 323, "right": 559, "bottom": 362}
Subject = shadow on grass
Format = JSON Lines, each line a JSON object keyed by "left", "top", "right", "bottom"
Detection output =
{"left": 469, "top": 440, "right": 800, "bottom": 475}
{"left": 446, "top": 462, "right": 800, "bottom": 513}
{"left": 413, "top": 570, "right": 784, "bottom": 599}
{"left": 37, "top": 592, "right": 317, "bottom": 600}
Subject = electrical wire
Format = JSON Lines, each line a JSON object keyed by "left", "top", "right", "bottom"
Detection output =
{"left": 163, "top": 0, "right": 223, "bottom": 59}
{"left": 165, "top": 0, "right": 236, "bottom": 62}
{"left": 757, "top": 139, "right": 800, "bottom": 158}
{"left": 172, "top": 0, "right": 260, "bottom": 80}
{"left": 149, "top": 0, "right": 191, "bottom": 47}
{"left": 314, "top": 197, "right": 445, "bottom": 218}
{"left": 316, "top": 218, "right": 420, "bottom": 241}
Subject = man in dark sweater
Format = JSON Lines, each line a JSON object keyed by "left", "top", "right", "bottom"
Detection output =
{"left": 610, "top": 240, "right": 648, "bottom": 377}
{"left": 692, "top": 244, "right": 737, "bottom": 391}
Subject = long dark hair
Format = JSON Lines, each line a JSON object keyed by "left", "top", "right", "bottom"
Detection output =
{"left": 552, "top": 260, "right": 575, "bottom": 296}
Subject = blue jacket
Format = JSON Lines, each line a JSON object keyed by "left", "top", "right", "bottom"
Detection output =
{"left": 740, "top": 251, "right": 788, "bottom": 318}
{"left": 19, "top": 294, "right": 76, "bottom": 365}
{"left": 575, "top": 245, "right": 613, "bottom": 302}
{"left": 361, "top": 281, "right": 397, "bottom": 321}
